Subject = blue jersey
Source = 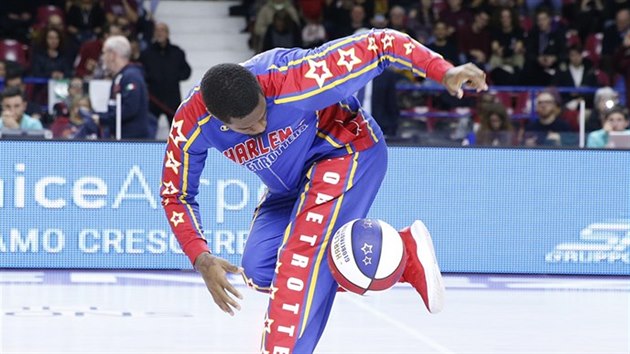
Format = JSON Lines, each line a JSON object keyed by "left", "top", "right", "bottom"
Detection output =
{"left": 161, "top": 28, "right": 453, "bottom": 263}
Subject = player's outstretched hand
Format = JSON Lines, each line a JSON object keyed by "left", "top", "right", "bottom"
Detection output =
{"left": 195, "top": 252, "right": 243, "bottom": 316}
{"left": 442, "top": 63, "right": 488, "bottom": 99}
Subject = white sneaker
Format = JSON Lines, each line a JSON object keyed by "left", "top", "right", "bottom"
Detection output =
{"left": 399, "top": 220, "right": 445, "bottom": 314}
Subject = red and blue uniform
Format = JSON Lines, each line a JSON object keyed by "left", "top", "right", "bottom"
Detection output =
{"left": 161, "top": 28, "right": 452, "bottom": 353}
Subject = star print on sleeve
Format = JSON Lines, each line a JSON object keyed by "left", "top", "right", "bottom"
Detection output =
{"left": 304, "top": 59, "right": 333, "bottom": 88}
{"left": 165, "top": 150, "right": 182, "bottom": 174}
{"left": 337, "top": 47, "right": 362, "bottom": 72}
{"left": 169, "top": 119, "right": 188, "bottom": 145}
{"left": 170, "top": 211, "right": 185, "bottom": 227}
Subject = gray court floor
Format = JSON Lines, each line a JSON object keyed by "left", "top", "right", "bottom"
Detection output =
{"left": 1, "top": 271, "right": 628, "bottom": 353}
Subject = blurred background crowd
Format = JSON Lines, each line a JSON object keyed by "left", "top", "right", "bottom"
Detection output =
{"left": 0, "top": 0, "right": 629, "bottom": 147}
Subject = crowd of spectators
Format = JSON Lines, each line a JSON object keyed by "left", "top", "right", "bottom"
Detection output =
{"left": 0, "top": 0, "right": 191, "bottom": 140}
{"left": 1, "top": 0, "right": 629, "bottom": 147}
{"left": 235, "top": 0, "right": 630, "bottom": 147}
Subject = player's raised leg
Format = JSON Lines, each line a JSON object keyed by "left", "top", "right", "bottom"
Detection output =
{"left": 399, "top": 220, "right": 446, "bottom": 314}
{"left": 262, "top": 142, "right": 387, "bottom": 354}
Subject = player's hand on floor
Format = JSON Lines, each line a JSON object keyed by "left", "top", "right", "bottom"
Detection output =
{"left": 442, "top": 63, "right": 488, "bottom": 98}
{"left": 195, "top": 252, "right": 243, "bottom": 316}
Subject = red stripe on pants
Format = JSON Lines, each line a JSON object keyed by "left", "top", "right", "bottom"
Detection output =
{"left": 262, "top": 156, "right": 354, "bottom": 353}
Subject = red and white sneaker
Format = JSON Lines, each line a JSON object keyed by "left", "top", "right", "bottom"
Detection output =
{"left": 399, "top": 220, "right": 445, "bottom": 314}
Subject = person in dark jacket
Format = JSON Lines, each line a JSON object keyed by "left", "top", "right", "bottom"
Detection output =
{"left": 139, "top": 22, "right": 191, "bottom": 125}
{"left": 100, "top": 35, "right": 154, "bottom": 139}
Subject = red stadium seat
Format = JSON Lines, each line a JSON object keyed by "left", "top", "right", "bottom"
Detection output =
{"left": 584, "top": 32, "right": 603, "bottom": 68}
{"left": 36, "top": 5, "right": 65, "bottom": 26}
{"left": 0, "top": 39, "right": 29, "bottom": 67}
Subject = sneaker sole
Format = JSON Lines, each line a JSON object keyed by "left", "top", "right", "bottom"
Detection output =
{"left": 410, "top": 220, "right": 445, "bottom": 314}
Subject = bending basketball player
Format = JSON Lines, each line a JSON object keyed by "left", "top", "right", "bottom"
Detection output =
{"left": 161, "top": 28, "right": 487, "bottom": 353}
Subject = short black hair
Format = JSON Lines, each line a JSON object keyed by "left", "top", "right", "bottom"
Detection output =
{"left": 605, "top": 105, "right": 629, "bottom": 120}
{"left": 200, "top": 63, "right": 261, "bottom": 123}
{"left": 1, "top": 86, "right": 25, "bottom": 101}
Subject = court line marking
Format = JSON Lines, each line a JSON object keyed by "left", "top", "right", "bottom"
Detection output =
{"left": 339, "top": 294, "right": 457, "bottom": 354}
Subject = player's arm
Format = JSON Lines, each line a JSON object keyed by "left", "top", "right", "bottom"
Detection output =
{"left": 160, "top": 93, "right": 242, "bottom": 315}
{"left": 248, "top": 28, "right": 486, "bottom": 111}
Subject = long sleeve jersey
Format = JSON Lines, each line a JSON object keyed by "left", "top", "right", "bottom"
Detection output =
{"left": 160, "top": 28, "right": 454, "bottom": 264}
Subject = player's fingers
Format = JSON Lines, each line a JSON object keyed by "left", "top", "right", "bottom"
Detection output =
{"left": 224, "top": 281, "right": 243, "bottom": 300}
{"left": 219, "top": 259, "right": 242, "bottom": 274}
{"left": 210, "top": 286, "right": 237, "bottom": 316}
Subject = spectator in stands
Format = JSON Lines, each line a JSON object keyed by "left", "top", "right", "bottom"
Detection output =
{"left": 0, "top": 86, "right": 43, "bottom": 131}
{"left": 99, "top": 35, "right": 154, "bottom": 139}
{"left": 355, "top": 66, "right": 405, "bottom": 138}
{"left": 64, "top": 77, "right": 86, "bottom": 107}
{"left": 50, "top": 96, "right": 100, "bottom": 139}
{"left": 302, "top": 15, "right": 327, "bottom": 48}
{"left": 458, "top": 8, "right": 491, "bottom": 68}
{"left": 323, "top": 0, "right": 360, "bottom": 40}
{"left": 337, "top": 4, "right": 371, "bottom": 39}
{"left": 31, "top": 28, "right": 73, "bottom": 80}
{"left": 564, "top": 0, "right": 604, "bottom": 43}
{"left": 487, "top": 6, "right": 525, "bottom": 85}
{"left": 552, "top": 45, "right": 598, "bottom": 109}
{"left": 587, "top": 105, "right": 630, "bottom": 148}
{"left": 407, "top": 0, "right": 437, "bottom": 43}
{"left": 523, "top": 7, "right": 566, "bottom": 86}
{"left": 66, "top": 0, "right": 107, "bottom": 44}
{"left": 475, "top": 102, "right": 516, "bottom": 146}
{"left": 522, "top": 90, "right": 573, "bottom": 146}
{"left": 0, "top": 1, "right": 33, "bottom": 43}
{"left": 74, "top": 24, "right": 123, "bottom": 79}
{"left": 262, "top": 10, "right": 303, "bottom": 51}
{"left": 388, "top": 6, "right": 415, "bottom": 35}
{"left": 140, "top": 22, "right": 192, "bottom": 125}
{"left": 252, "top": 0, "right": 301, "bottom": 53}
{"left": 586, "top": 86, "right": 620, "bottom": 132}
{"left": 601, "top": 8, "right": 630, "bottom": 78}
{"left": 3, "top": 67, "right": 45, "bottom": 121}
{"left": 426, "top": 21, "right": 460, "bottom": 65}
{"left": 440, "top": 0, "right": 473, "bottom": 36}
{"left": 104, "top": 0, "right": 140, "bottom": 27}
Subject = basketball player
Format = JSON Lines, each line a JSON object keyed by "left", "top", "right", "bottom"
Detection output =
{"left": 161, "top": 28, "right": 487, "bottom": 353}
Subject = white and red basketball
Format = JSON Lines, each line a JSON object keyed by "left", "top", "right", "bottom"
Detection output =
{"left": 327, "top": 218, "right": 407, "bottom": 295}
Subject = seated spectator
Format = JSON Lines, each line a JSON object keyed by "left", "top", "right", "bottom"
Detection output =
{"left": 587, "top": 87, "right": 620, "bottom": 132}
{"left": 475, "top": 102, "right": 516, "bottom": 146}
{"left": 522, "top": 7, "right": 566, "bottom": 86}
{"left": 3, "top": 67, "right": 45, "bottom": 121}
{"left": 457, "top": 8, "right": 491, "bottom": 68}
{"left": 426, "top": 21, "right": 460, "bottom": 66}
{"left": 262, "top": 10, "right": 303, "bottom": 51}
{"left": 0, "top": 1, "right": 33, "bottom": 43}
{"left": 50, "top": 97, "right": 100, "bottom": 139}
{"left": 0, "top": 86, "right": 43, "bottom": 131}
{"left": 522, "top": 90, "right": 573, "bottom": 146}
{"left": 613, "top": 29, "right": 630, "bottom": 112}
{"left": 563, "top": 0, "right": 604, "bottom": 43}
{"left": 31, "top": 28, "right": 73, "bottom": 80}
{"left": 140, "top": 22, "right": 192, "bottom": 125}
{"left": 323, "top": 0, "right": 355, "bottom": 40}
{"left": 66, "top": 0, "right": 107, "bottom": 44}
{"left": 552, "top": 45, "right": 598, "bottom": 109}
{"left": 302, "top": 15, "right": 327, "bottom": 48}
{"left": 440, "top": 0, "right": 473, "bottom": 36}
{"left": 388, "top": 6, "right": 415, "bottom": 36}
{"left": 74, "top": 24, "right": 123, "bottom": 79}
{"left": 0, "top": 60, "right": 6, "bottom": 82}
{"left": 252, "top": 0, "right": 301, "bottom": 53}
{"left": 99, "top": 35, "right": 154, "bottom": 139}
{"left": 64, "top": 77, "right": 86, "bottom": 107}
{"left": 488, "top": 6, "right": 525, "bottom": 85}
{"left": 104, "top": 0, "right": 139, "bottom": 27}
{"left": 601, "top": 8, "right": 630, "bottom": 78}
{"left": 587, "top": 106, "right": 630, "bottom": 148}
{"left": 407, "top": 0, "right": 437, "bottom": 43}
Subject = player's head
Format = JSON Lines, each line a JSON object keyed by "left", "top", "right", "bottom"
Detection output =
{"left": 200, "top": 63, "right": 267, "bottom": 135}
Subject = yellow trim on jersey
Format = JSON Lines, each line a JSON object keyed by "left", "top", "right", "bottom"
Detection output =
{"left": 316, "top": 131, "right": 354, "bottom": 154}
{"left": 274, "top": 55, "right": 425, "bottom": 105}
{"left": 267, "top": 33, "right": 371, "bottom": 72}
{"left": 299, "top": 152, "right": 360, "bottom": 337}
{"left": 179, "top": 116, "right": 211, "bottom": 237}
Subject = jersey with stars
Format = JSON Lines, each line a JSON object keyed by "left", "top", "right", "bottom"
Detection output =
{"left": 160, "top": 28, "right": 454, "bottom": 264}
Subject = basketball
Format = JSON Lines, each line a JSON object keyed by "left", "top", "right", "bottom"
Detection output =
{"left": 327, "top": 218, "right": 407, "bottom": 295}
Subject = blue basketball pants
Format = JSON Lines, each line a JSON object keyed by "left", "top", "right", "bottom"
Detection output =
{"left": 241, "top": 140, "right": 387, "bottom": 354}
